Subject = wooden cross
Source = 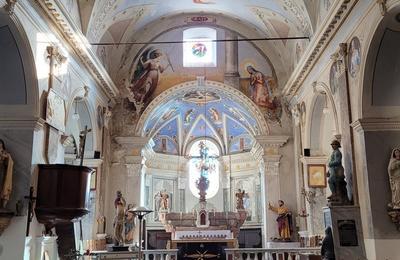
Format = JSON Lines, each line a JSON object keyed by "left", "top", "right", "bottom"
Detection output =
{"left": 24, "top": 186, "right": 37, "bottom": 236}
{"left": 79, "top": 125, "right": 92, "bottom": 166}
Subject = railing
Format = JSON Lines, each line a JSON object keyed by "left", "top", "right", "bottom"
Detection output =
{"left": 143, "top": 249, "right": 178, "bottom": 260}
{"left": 87, "top": 249, "right": 178, "bottom": 259}
{"left": 225, "top": 247, "right": 321, "bottom": 260}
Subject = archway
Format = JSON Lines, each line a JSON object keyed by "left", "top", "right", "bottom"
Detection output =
{"left": 356, "top": 5, "right": 400, "bottom": 258}
{"left": 0, "top": 8, "right": 40, "bottom": 260}
{"left": 132, "top": 80, "right": 286, "bottom": 248}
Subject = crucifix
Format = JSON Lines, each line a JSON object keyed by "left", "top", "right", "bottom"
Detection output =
{"left": 24, "top": 186, "right": 36, "bottom": 236}
{"left": 79, "top": 125, "right": 92, "bottom": 166}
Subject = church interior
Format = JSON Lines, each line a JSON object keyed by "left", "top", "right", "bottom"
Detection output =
{"left": 0, "top": 0, "right": 400, "bottom": 259}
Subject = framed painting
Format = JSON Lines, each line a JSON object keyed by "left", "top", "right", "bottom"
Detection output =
{"left": 308, "top": 164, "right": 327, "bottom": 188}
{"left": 46, "top": 89, "right": 66, "bottom": 132}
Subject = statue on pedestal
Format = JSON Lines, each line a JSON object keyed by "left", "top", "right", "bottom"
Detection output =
{"left": 235, "top": 189, "right": 245, "bottom": 210}
{"left": 268, "top": 200, "right": 292, "bottom": 241}
{"left": 0, "top": 139, "right": 13, "bottom": 209}
{"left": 388, "top": 148, "right": 400, "bottom": 209}
{"left": 387, "top": 148, "right": 400, "bottom": 230}
{"left": 327, "top": 140, "right": 349, "bottom": 205}
{"left": 160, "top": 191, "right": 169, "bottom": 211}
{"left": 113, "top": 191, "right": 126, "bottom": 245}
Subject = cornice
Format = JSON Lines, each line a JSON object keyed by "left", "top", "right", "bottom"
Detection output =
{"left": 255, "top": 135, "right": 289, "bottom": 148}
{"left": 351, "top": 118, "right": 400, "bottom": 133}
{"left": 0, "top": 117, "right": 45, "bottom": 131}
{"left": 300, "top": 156, "right": 328, "bottom": 165}
{"left": 283, "top": 0, "right": 359, "bottom": 99}
{"left": 33, "top": 0, "right": 119, "bottom": 100}
{"left": 115, "top": 136, "right": 150, "bottom": 149}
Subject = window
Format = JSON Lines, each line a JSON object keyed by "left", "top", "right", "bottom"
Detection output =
{"left": 183, "top": 27, "right": 217, "bottom": 67}
{"left": 188, "top": 139, "right": 220, "bottom": 199}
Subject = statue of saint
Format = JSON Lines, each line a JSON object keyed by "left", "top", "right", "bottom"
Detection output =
{"left": 0, "top": 139, "right": 13, "bottom": 209}
{"left": 388, "top": 148, "right": 400, "bottom": 209}
{"left": 160, "top": 191, "right": 169, "bottom": 210}
{"left": 327, "top": 140, "right": 349, "bottom": 204}
{"left": 236, "top": 189, "right": 245, "bottom": 210}
{"left": 113, "top": 191, "right": 126, "bottom": 245}
{"left": 268, "top": 200, "right": 292, "bottom": 241}
{"left": 124, "top": 204, "right": 136, "bottom": 243}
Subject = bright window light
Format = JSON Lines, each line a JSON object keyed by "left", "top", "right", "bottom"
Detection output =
{"left": 183, "top": 28, "right": 217, "bottom": 67}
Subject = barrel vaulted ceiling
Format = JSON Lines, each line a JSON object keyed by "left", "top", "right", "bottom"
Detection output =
{"left": 82, "top": 0, "right": 317, "bottom": 87}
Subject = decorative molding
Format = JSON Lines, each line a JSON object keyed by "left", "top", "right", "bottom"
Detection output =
{"left": 115, "top": 136, "right": 150, "bottom": 149}
{"left": 125, "top": 163, "right": 142, "bottom": 177}
{"left": 351, "top": 118, "right": 400, "bottom": 133}
{"left": 0, "top": 117, "right": 45, "bottom": 130}
{"left": 33, "top": 0, "right": 119, "bottom": 100}
{"left": 377, "top": 0, "right": 387, "bottom": 16}
{"left": 125, "top": 155, "right": 142, "bottom": 165}
{"left": 300, "top": 156, "right": 328, "bottom": 165}
{"left": 4, "top": 0, "right": 17, "bottom": 15}
{"left": 283, "top": 0, "right": 359, "bottom": 99}
{"left": 263, "top": 160, "right": 280, "bottom": 176}
{"left": 255, "top": 135, "right": 289, "bottom": 148}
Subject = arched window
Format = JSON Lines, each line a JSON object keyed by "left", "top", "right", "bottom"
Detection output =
{"left": 188, "top": 139, "right": 220, "bottom": 199}
{"left": 183, "top": 27, "right": 217, "bottom": 67}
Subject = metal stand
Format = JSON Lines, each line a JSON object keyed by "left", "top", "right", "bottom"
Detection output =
{"left": 129, "top": 206, "right": 153, "bottom": 260}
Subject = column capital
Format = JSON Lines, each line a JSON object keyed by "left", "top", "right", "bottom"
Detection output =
{"left": 115, "top": 136, "right": 150, "bottom": 148}
{"left": 255, "top": 135, "right": 289, "bottom": 148}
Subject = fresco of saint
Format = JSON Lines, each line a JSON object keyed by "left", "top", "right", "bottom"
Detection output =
{"left": 246, "top": 65, "right": 282, "bottom": 124}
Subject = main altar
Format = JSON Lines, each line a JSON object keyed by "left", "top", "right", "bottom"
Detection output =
{"left": 158, "top": 141, "right": 248, "bottom": 259}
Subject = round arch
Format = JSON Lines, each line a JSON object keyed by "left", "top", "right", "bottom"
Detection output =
{"left": 360, "top": 4, "right": 400, "bottom": 119}
{"left": 0, "top": 9, "right": 39, "bottom": 119}
{"left": 304, "top": 82, "right": 340, "bottom": 151}
{"left": 135, "top": 80, "right": 270, "bottom": 137}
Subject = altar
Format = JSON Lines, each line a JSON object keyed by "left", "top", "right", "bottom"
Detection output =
{"left": 159, "top": 199, "right": 247, "bottom": 259}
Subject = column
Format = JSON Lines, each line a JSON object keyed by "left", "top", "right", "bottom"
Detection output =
{"left": 263, "top": 155, "right": 282, "bottom": 241}
{"left": 125, "top": 156, "right": 143, "bottom": 207}
{"left": 224, "top": 30, "right": 240, "bottom": 88}
{"left": 256, "top": 135, "right": 289, "bottom": 246}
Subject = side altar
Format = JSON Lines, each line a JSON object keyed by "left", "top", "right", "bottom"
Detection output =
{"left": 159, "top": 141, "right": 247, "bottom": 259}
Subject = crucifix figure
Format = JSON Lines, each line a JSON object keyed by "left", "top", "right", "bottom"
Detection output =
{"left": 24, "top": 186, "right": 36, "bottom": 236}
{"left": 191, "top": 141, "right": 217, "bottom": 202}
{"left": 78, "top": 125, "right": 92, "bottom": 166}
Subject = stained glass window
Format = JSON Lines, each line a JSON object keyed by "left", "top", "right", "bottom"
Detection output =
{"left": 183, "top": 28, "right": 217, "bottom": 67}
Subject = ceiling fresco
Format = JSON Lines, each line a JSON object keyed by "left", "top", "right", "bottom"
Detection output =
{"left": 87, "top": 0, "right": 312, "bottom": 42}
{"left": 144, "top": 89, "right": 259, "bottom": 155}
{"left": 87, "top": 0, "right": 314, "bottom": 87}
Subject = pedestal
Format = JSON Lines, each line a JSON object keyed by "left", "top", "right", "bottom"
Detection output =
{"left": 323, "top": 206, "right": 366, "bottom": 260}
{"left": 40, "top": 236, "right": 58, "bottom": 260}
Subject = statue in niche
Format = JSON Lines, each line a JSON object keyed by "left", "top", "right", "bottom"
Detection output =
{"left": 388, "top": 148, "right": 400, "bottom": 209}
{"left": 124, "top": 204, "right": 136, "bottom": 243}
{"left": 268, "top": 200, "right": 292, "bottom": 241}
{"left": 327, "top": 140, "right": 349, "bottom": 205}
{"left": 113, "top": 191, "right": 126, "bottom": 245}
{"left": 160, "top": 191, "right": 169, "bottom": 211}
{"left": 235, "top": 189, "right": 245, "bottom": 210}
{"left": 0, "top": 139, "right": 14, "bottom": 209}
